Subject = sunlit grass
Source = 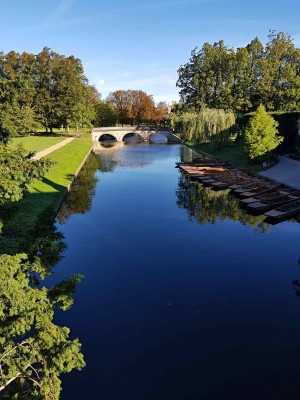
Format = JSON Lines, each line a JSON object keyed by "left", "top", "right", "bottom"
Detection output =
{"left": 10, "top": 136, "right": 67, "bottom": 153}
{"left": 4, "top": 133, "right": 93, "bottom": 237}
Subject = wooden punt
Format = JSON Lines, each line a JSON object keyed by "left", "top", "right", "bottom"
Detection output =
{"left": 233, "top": 181, "right": 266, "bottom": 194}
{"left": 201, "top": 178, "right": 218, "bottom": 185}
{"left": 240, "top": 190, "right": 294, "bottom": 205}
{"left": 228, "top": 177, "right": 262, "bottom": 190}
{"left": 238, "top": 183, "right": 281, "bottom": 198}
{"left": 265, "top": 199, "right": 300, "bottom": 219}
{"left": 210, "top": 181, "right": 231, "bottom": 189}
{"left": 240, "top": 187, "right": 300, "bottom": 205}
{"left": 246, "top": 194, "right": 300, "bottom": 213}
{"left": 176, "top": 161, "right": 225, "bottom": 168}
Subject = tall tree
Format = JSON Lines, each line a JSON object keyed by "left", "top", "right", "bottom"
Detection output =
{"left": 34, "top": 48, "right": 95, "bottom": 132}
{"left": 0, "top": 51, "right": 39, "bottom": 140}
{"left": 256, "top": 31, "right": 300, "bottom": 111}
{"left": 177, "top": 41, "right": 235, "bottom": 110}
{"left": 177, "top": 32, "right": 300, "bottom": 113}
{"left": 34, "top": 47, "right": 58, "bottom": 132}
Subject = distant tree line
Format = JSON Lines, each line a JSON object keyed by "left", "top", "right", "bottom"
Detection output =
{"left": 177, "top": 31, "right": 300, "bottom": 114}
{"left": 0, "top": 47, "right": 95, "bottom": 141}
{"left": 94, "top": 90, "right": 168, "bottom": 126}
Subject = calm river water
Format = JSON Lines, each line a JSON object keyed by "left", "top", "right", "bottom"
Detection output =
{"left": 52, "top": 142, "right": 300, "bottom": 400}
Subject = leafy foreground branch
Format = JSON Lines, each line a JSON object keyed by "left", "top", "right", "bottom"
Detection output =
{"left": 0, "top": 144, "right": 53, "bottom": 206}
{"left": 0, "top": 254, "right": 85, "bottom": 399}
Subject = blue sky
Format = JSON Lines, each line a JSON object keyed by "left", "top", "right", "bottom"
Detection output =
{"left": 1, "top": 0, "right": 300, "bottom": 103}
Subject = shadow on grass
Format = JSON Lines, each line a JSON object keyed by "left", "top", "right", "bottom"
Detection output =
{"left": 0, "top": 182, "right": 66, "bottom": 255}
{"left": 0, "top": 155, "right": 99, "bottom": 255}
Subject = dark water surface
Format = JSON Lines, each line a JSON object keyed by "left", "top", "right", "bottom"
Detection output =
{"left": 52, "top": 143, "right": 300, "bottom": 400}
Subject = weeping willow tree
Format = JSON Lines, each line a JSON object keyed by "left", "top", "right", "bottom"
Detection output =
{"left": 166, "top": 108, "right": 235, "bottom": 148}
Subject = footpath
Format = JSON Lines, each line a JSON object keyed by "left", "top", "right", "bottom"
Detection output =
{"left": 259, "top": 155, "right": 300, "bottom": 190}
{"left": 31, "top": 137, "right": 75, "bottom": 160}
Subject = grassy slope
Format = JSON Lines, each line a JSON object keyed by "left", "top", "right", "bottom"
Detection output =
{"left": 4, "top": 134, "right": 92, "bottom": 237}
{"left": 11, "top": 136, "right": 67, "bottom": 153}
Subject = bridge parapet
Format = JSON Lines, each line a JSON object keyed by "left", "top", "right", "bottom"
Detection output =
{"left": 91, "top": 127, "right": 181, "bottom": 143}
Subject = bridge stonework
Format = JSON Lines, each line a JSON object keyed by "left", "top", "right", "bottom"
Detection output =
{"left": 91, "top": 127, "right": 181, "bottom": 143}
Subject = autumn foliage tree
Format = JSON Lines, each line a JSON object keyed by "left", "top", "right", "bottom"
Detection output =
{"left": 153, "top": 101, "right": 169, "bottom": 124}
{"left": 106, "top": 90, "right": 168, "bottom": 126}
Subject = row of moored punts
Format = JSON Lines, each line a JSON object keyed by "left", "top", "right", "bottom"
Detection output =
{"left": 176, "top": 158, "right": 300, "bottom": 221}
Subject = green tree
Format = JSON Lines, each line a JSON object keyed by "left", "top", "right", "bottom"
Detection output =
{"left": 0, "top": 253, "right": 85, "bottom": 399}
{"left": 0, "top": 51, "right": 40, "bottom": 141}
{"left": 244, "top": 104, "right": 283, "bottom": 160}
{"left": 34, "top": 48, "right": 94, "bottom": 132}
{"left": 177, "top": 41, "right": 235, "bottom": 110}
{"left": 176, "top": 32, "right": 300, "bottom": 113}
{"left": 52, "top": 55, "right": 94, "bottom": 131}
{"left": 257, "top": 31, "right": 300, "bottom": 111}
{"left": 94, "top": 101, "right": 117, "bottom": 127}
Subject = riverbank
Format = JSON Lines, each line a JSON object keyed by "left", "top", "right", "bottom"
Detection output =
{"left": 186, "top": 141, "right": 263, "bottom": 173}
{"left": 0, "top": 133, "right": 93, "bottom": 253}
{"left": 186, "top": 140, "right": 300, "bottom": 190}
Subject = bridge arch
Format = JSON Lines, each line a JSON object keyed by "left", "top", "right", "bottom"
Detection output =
{"left": 149, "top": 132, "right": 169, "bottom": 143}
{"left": 122, "top": 132, "right": 144, "bottom": 142}
{"left": 98, "top": 133, "right": 117, "bottom": 142}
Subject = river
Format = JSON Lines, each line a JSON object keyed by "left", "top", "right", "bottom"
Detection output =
{"left": 51, "top": 142, "right": 300, "bottom": 400}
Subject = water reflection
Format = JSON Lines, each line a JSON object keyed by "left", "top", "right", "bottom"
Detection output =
{"left": 179, "top": 144, "right": 206, "bottom": 162}
{"left": 57, "top": 153, "right": 115, "bottom": 225}
{"left": 93, "top": 141, "right": 176, "bottom": 169}
{"left": 176, "top": 174, "right": 270, "bottom": 233}
{"left": 51, "top": 142, "right": 300, "bottom": 400}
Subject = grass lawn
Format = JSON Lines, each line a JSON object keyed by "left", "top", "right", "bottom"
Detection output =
{"left": 10, "top": 135, "right": 67, "bottom": 153}
{"left": 186, "top": 141, "right": 263, "bottom": 173}
{"left": 1, "top": 134, "right": 93, "bottom": 252}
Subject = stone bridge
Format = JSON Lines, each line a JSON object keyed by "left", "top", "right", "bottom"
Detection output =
{"left": 91, "top": 126, "right": 181, "bottom": 143}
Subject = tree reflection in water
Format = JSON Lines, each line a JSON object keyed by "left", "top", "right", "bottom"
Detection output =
{"left": 57, "top": 152, "right": 117, "bottom": 225}
{"left": 176, "top": 174, "right": 270, "bottom": 234}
